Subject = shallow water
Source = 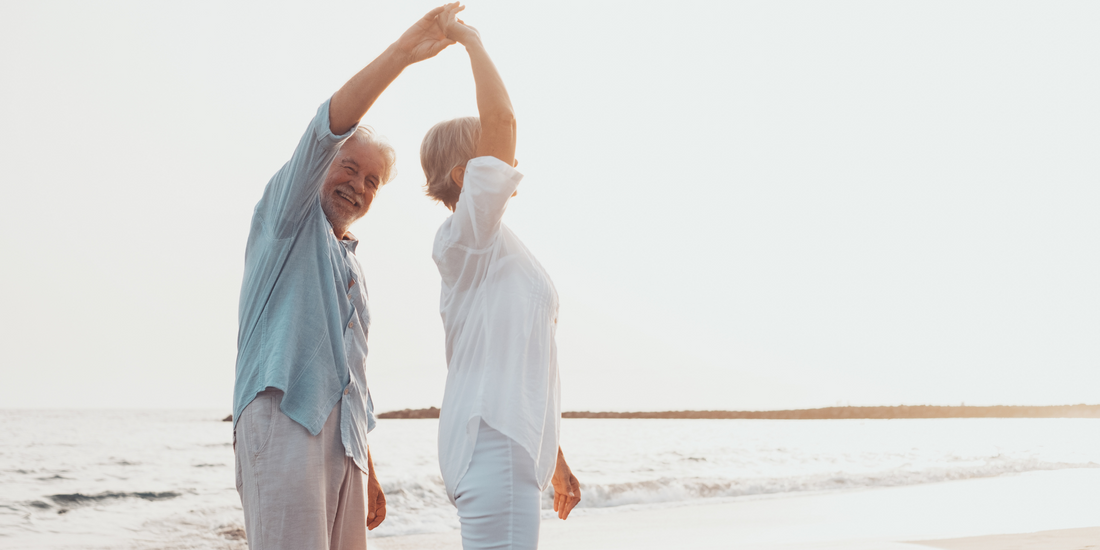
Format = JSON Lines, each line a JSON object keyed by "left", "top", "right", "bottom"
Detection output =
{"left": 1, "top": 411, "right": 1096, "bottom": 548}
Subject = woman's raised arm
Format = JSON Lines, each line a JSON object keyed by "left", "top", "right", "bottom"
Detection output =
{"left": 437, "top": 3, "right": 516, "bottom": 167}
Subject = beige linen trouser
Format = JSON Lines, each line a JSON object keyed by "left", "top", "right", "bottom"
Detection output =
{"left": 235, "top": 389, "right": 368, "bottom": 550}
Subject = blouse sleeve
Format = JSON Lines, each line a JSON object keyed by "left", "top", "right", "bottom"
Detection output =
{"left": 443, "top": 156, "right": 524, "bottom": 251}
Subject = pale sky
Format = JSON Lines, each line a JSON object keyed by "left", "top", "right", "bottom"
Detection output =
{"left": 1, "top": 1, "right": 1097, "bottom": 412}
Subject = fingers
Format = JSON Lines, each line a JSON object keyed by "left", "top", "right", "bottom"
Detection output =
{"left": 434, "top": 2, "right": 476, "bottom": 45}
{"left": 562, "top": 491, "right": 580, "bottom": 519}
{"left": 560, "top": 478, "right": 581, "bottom": 520}
{"left": 436, "top": 5, "right": 459, "bottom": 30}
{"left": 555, "top": 489, "right": 574, "bottom": 519}
{"left": 560, "top": 493, "right": 579, "bottom": 519}
{"left": 442, "top": 3, "right": 466, "bottom": 24}
{"left": 441, "top": 2, "right": 463, "bottom": 16}
{"left": 367, "top": 494, "right": 387, "bottom": 530}
{"left": 373, "top": 504, "right": 387, "bottom": 529}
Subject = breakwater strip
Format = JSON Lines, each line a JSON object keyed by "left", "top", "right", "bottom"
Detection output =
{"left": 375, "top": 404, "right": 1100, "bottom": 420}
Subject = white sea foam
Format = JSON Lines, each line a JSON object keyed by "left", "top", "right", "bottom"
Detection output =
{"left": 1, "top": 412, "right": 1097, "bottom": 547}
{"left": 565, "top": 458, "right": 1094, "bottom": 509}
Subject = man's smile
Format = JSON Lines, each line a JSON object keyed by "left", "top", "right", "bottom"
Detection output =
{"left": 336, "top": 188, "right": 360, "bottom": 207}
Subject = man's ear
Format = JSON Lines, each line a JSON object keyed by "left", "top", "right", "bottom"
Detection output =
{"left": 450, "top": 165, "right": 465, "bottom": 189}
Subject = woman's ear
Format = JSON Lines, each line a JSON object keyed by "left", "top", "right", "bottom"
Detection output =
{"left": 450, "top": 165, "right": 465, "bottom": 189}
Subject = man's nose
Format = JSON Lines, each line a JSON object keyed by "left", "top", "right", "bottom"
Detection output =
{"left": 348, "top": 177, "right": 366, "bottom": 194}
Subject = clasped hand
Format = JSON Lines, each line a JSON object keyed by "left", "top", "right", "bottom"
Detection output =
{"left": 436, "top": 3, "right": 481, "bottom": 46}
{"left": 393, "top": 3, "right": 480, "bottom": 66}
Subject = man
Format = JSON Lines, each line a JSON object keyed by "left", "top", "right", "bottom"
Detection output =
{"left": 232, "top": 6, "right": 456, "bottom": 549}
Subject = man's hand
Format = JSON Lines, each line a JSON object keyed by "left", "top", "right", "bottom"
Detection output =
{"left": 366, "top": 474, "right": 386, "bottom": 529}
{"left": 329, "top": 4, "right": 457, "bottom": 134}
{"left": 551, "top": 447, "right": 581, "bottom": 520}
{"left": 392, "top": 4, "right": 456, "bottom": 66}
{"left": 366, "top": 451, "right": 387, "bottom": 530}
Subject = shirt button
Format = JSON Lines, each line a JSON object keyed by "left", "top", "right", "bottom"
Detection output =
{"left": 344, "top": 387, "right": 350, "bottom": 395}
{"left": 348, "top": 321, "right": 354, "bottom": 329}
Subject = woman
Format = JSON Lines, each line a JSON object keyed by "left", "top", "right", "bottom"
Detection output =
{"left": 420, "top": 4, "right": 581, "bottom": 549}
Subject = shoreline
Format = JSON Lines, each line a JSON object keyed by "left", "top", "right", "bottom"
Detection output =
{"left": 372, "top": 469, "right": 1100, "bottom": 550}
{"left": 377, "top": 404, "right": 1100, "bottom": 420}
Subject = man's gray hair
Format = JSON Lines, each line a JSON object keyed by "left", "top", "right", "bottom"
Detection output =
{"left": 351, "top": 125, "right": 398, "bottom": 184}
{"left": 420, "top": 117, "right": 481, "bottom": 210}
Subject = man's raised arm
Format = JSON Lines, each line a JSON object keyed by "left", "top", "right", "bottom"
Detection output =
{"left": 329, "top": 5, "right": 455, "bottom": 135}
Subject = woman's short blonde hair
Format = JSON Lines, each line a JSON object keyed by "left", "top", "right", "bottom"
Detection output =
{"left": 421, "top": 117, "right": 481, "bottom": 210}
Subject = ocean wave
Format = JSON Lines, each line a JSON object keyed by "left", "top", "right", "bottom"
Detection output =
{"left": 371, "top": 476, "right": 460, "bottom": 537}
{"left": 366, "top": 458, "right": 1097, "bottom": 537}
{"left": 569, "top": 459, "right": 1099, "bottom": 509}
{"left": 48, "top": 491, "right": 182, "bottom": 507}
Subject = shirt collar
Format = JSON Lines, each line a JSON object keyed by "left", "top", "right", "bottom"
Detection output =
{"left": 341, "top": 231, "right": 359, "bottom": 253}
{"left": 322, "top": 207, "right": 359, "bottom": 253}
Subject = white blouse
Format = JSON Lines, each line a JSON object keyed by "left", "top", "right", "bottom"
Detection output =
{"left": 433, "top": 156, "right": 561, "bottom": 504}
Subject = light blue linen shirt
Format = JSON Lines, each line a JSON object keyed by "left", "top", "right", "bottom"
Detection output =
{"left": 234, "top": 99, "right": 376, "bottom": 473}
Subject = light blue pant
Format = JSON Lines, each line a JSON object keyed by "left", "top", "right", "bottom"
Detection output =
{"left": 455, "top": 420, "right": 542, "bottom": 550}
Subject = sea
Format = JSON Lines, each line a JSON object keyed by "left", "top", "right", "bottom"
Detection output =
{"left": 1, "top": 410, "right": 1097, "bottom": 549}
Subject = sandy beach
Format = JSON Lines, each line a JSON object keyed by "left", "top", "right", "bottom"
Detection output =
{"left": 914, "top": 527, "right": 1100, "bottom": 550}
{"left": 373, "top": 468, "right": 1100, "bottom": 550}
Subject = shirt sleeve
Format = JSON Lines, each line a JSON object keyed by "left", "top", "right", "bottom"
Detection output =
{"left": 253, "top": 98, "right": 358, "bottom": 239}
{"left": 444, "top": 156, "right": 524, "bottom": 251}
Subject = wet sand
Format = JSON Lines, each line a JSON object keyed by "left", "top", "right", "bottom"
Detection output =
{"left": 913, "top": 527, "right": 1100, "bottom": 550}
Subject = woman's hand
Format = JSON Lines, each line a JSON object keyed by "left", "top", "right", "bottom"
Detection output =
{"left": 436, "top": 3, "right": 481, "bottom": 47}
{"left": 551, "top": 447, "right": 581, "bottom": 520}
{"left": 392, "top": 5, "right": 456, "bottom": 66}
